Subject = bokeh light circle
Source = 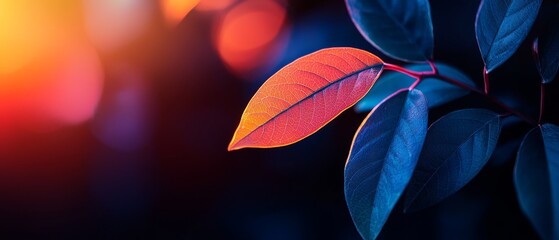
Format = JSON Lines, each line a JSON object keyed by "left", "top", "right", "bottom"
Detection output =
{"left": 214, "top": 0, "right": 287, "bottom": 76}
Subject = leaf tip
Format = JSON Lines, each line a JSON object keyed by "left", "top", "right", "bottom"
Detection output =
{"left": 227, "top": 129, "right": 241, "bottom": 151}
{"left": 227, "top": 145, "right": 243, "bottom": 151}
{"left": 227, "top": 138, "right": 242, "bottom": 151}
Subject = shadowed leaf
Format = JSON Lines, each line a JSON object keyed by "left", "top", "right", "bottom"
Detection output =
{"left": 346, "top": 0, "right": 434, "bottom": 62}
{"left": 515, "top": 124, "right": 559, "bottom": 240}
{"left": 405, "top": 109, "right": 501, "bottom": 211}
{"left": 355, "top": 62, "right": 474, "bottom": 112}
{"left": 475, "top": 0, "right": 542, "bottom": 72}
{"left": 533, "top": 13, "right": 559, "bottom": 83}
{"left": 345, "top": 89, "right": 428, "bottom": 240}
{"left": 229, "top": 47, "right": 384, "bottom": 150}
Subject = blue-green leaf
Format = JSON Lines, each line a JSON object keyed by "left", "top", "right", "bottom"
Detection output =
{"left": 534, "top": 13, "right": 559, "bottom": 83}
{"left": 404, "top": 109, "right": 501, "bottom": 211}
{"left": 345, "top": 89, "right": 428, "bottom": 240}
{"left": 515, "top": 124, "right": 559, "bottom": 240}
{"left": 355, "top": 63, "right": 474, "bottom": 112}
{"left": 475, "top": 0, "right": 542, "bottom": 72}
{"left": 346, "top": 0, "right": 434, "bottom": 62}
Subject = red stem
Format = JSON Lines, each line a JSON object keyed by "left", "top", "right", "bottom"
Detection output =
{"left": 483, "top": 66, "right": 490, "bottom": 94}
{"left": 384, "top": 63, "right": 536, "bottom": 125}
{"left": 436, "top": 74, "right": 535, "bottom": 125}
{"left": 409, "top": 79, "right": 421, "bottom": 90}
{"left": 427, "top": 60, "right": 438, "bottom": 74}
{"left": 383, "top": 63, "right": 423, "bottom": 79}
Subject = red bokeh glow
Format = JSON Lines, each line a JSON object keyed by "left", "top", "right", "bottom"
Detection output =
{"left": 214, "top": 0, "right": 287, "bottom": 77}
{"left": 38, "top": 42, "right": 104, "bottom": 125}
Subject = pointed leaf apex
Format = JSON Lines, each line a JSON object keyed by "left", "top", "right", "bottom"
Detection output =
{"left": 228, "top": 47, "right": 384, "bottom": 150}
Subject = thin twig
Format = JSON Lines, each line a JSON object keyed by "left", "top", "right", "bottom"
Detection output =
{"left": 383, "top": 63, "right": 424, "bottom": 79}
{"left": 483, "top": 66, "right": 490, "bottom": 95}
{"left": 427, "top": 61, "right": 438, "bottom": 75}
{"left": 436, "top": 74, "right": 536, "bottom": 125}
{"left": 409, "top": 78, "right": 421, "bottom": 90}
{"left": 383, "top": 62, "right": 536, "bottom": 125}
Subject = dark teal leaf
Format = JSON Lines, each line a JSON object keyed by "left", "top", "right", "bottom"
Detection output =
{"left": 345, "top": 89, "right": 428, "bottom": 240}
{"left": 475, "top": 0, "right": 542, "bottom": 72}
{"left": 355, "top": 63, "right": 475, "bottom": 112}
{"left": 346, "top": 0, "right": 433, "bottom": 62}
{"left": 534, "top": 13, "right": 559, "bottom": 83}
{"left": 515, "top": 124, "right": 559, "bottom": 240}
{"left": 404, "top": 109, "right": 501, "bottom": 211}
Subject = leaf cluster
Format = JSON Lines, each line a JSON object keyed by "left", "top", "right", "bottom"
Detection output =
{"left": 229, "top": 0, "right": 559, "bottom": 239}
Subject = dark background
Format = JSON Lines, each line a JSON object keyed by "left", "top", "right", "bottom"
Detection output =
{"left": 1, "top": 0, "right": 557, "bottom": 239}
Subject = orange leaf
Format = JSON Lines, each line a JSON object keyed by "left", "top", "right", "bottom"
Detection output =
{"left": 228, "top": 47, "right": 384, "bottom": 151}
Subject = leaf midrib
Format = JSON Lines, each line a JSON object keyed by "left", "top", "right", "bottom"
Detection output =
{"left": 238, "top": 63, "right": 383, "bottom": 145}
{"left": 406, "top": 116, "right": 498, "bottom": 209}
{"left": 483, "top": 0, "right": 534, "bottom": 60}
{"left": 358, "top": 0, "right": 429, "bottom": 59}
{"left": 369, "top": 91, "right": 411, "bottom": 237}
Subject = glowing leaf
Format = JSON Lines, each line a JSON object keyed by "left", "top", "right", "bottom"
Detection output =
{"left": 228, "top": 47, "right": 384, "bottom": 150}
{"left": 475, "top": 0, "right": 542, "bottom": 72}
{"left": 345, "top": 89, "right": 428, "bottom": 240}
{"left": 515, "top": 124, "right": 559, "bottom": 240}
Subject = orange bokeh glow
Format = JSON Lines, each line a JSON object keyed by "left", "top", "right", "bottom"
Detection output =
{"left": 0, "top": 1, "right": 104, "bottom": 136}
{"left": 160, "top": 0, "right": 200, "bottom": 26}
{"left": 215, "top": 0, "right": 286, "bottom": 75}
{"left": 196, "top": 0, "right": 235, "bottom": 11}
{"left": 0, "top": 38, "right": 103, "bottom": 134}
{"left": 0, "top": 1, "right": 57, "bottom": 74}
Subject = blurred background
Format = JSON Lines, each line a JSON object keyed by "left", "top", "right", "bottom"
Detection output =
{"left": 0, "top": 0, "right": 556, "bottom": 238}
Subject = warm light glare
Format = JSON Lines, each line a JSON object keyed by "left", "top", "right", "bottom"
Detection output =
{"left": 196, "top": 0, "right": 234, "bottom": 11}
{"left": 161, "top": 0, "right": 200, "bottom": 26}
{"left": 0, "top": 1, "right": 55, "bottom": 74}
{"left": 215, "top": 0, "right": 286, "bottom": 75}
{"left": 0, "top": 38, "right": 104, "bottom": 132}
{"left": 84, "top": 0, "right": 153, "bottom": 50}
{"left": 0, "top": 1, "right": 104, "bottom": 135}
{"left": 41, "top": 43, "right": 104, "bottom": 125}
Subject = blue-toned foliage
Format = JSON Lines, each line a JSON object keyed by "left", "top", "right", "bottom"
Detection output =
{"left": 404, "top": 109, "right": 501, "bottom": 211}
{"left": 355, "top": 63, "right": 474, "bottom": 112}
{"left": 345, "top": 89, "right": 428, "bottom": 240}
{"left": 475, "top": 0, "right": 542, "bottom": 72}
{"left": 534, "top": 14, "right": 559, "bottom": 83}
{"left": 515, "top": 124, "right": 559, "bottom": 240}
{"left": 345, "top": 0, "right": 433, "bottom": 62}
